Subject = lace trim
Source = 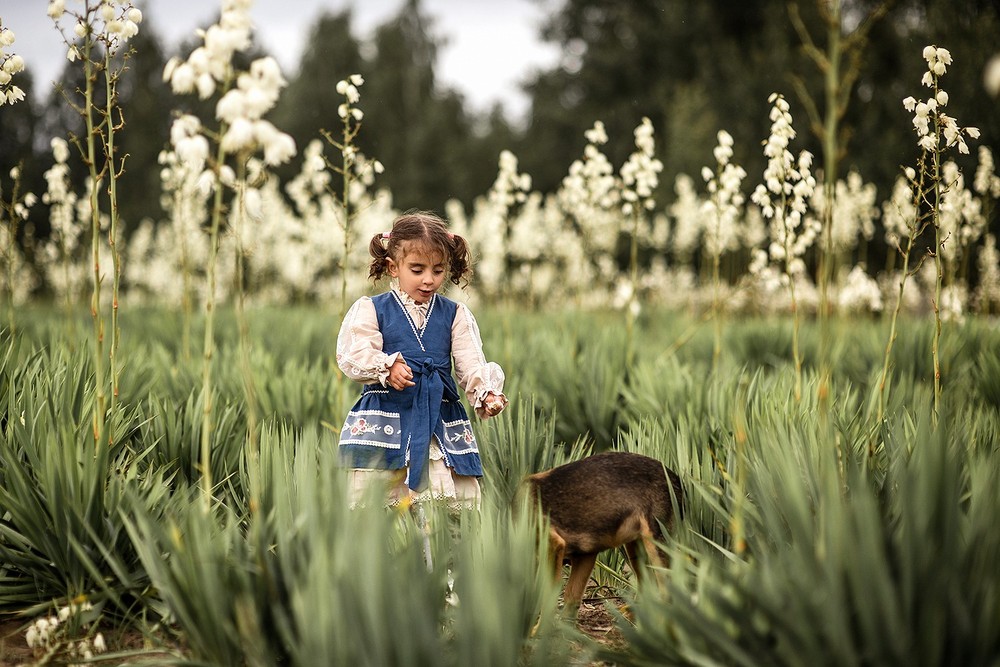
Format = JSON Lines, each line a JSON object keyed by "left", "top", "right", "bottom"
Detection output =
{"left": 391, "top": 290, "right": 436, "bottom": 352}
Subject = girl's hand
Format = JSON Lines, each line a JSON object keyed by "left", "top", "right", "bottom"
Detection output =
{"left": 482, "top": 392, "right": 507, "bottom": 417}
{"left": 388, "top": 357, "right": 415, "bottom": 391}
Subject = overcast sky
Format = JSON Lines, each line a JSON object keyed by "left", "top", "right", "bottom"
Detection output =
{"left": 3, "top": 0, "right": 562, "bottom": 119}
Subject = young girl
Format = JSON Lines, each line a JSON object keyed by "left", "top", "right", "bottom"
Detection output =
{"left": 336, "top": 211, "right": 507, "bottom": 509}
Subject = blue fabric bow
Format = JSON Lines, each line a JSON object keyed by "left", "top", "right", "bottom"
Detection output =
{"left": 403, "top": 357, "right": 458, "bottom": 491}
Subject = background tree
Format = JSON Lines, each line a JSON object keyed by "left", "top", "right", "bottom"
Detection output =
{"left": 0, "top": 67, "right": 44, "bottom": 267}
{"left": 270, "top": 10, "right": 364, "bottom": 188}
{"left": 515, "top": 0, "right": 997, "bottom": 266}
{"left": 361, "top": 0, "right": 476, "bottom": 212}
{"left": 112, "top": 22, "right": 172, "bottom": 237}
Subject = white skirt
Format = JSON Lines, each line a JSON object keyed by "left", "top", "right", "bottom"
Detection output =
{"left": 347, "top": 437, "right": 481, "bottom": 511}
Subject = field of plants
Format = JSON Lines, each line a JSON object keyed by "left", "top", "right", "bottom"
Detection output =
{"left": 2, "top": 0, "right": 1000, "bottom": 665}
{"left": 2, "top": 305, "right": 1000, "bottom": 665}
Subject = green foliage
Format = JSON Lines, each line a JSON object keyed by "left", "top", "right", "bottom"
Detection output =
{"left": 126, "top": 424, "right": 581, "bottom": 666}
{"left": 607, "top": 407, "right": 1000, "bottom": 666}
{"left": 4, "top": 306, "right": 1000, "bottom": 665}
{"left": 0, "top": 344, "right": 168, "bottom": 617}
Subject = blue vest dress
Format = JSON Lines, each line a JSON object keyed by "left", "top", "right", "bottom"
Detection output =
{"left": 338, "top": 292, "right": 483, "bottom": 491}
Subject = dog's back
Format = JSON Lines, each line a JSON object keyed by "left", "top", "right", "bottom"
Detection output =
{"left": 523, "top": 451, "right": 683, "bottom": 616}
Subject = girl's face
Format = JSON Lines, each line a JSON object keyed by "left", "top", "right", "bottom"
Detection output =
{"left": 388, "top": 243, "right": 447, "bottom": 304}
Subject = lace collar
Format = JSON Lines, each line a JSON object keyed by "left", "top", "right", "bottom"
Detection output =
{"left": 392, "top": 285, "right": 430, "bottom": 313}
{"left": 390, "top": 286, "right": 436, "bottom": 351}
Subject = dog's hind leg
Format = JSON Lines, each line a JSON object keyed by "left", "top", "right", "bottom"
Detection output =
{"left": 562, "top": 552, "right": 598, "bottom": 618}
{"left": 548, "top": 528, "right": 567, "bottom": 580}
{"left": 623, "top": 540, "right": 643, "bottom": 585}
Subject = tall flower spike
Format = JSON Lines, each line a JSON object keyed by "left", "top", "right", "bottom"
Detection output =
{"left": 0, "top": 23, "right": 26, "bottom": 106}
{"left": 905, "top": 45, "right": 980, "bottom": 155}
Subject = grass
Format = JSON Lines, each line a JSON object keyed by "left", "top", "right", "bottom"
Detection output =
{"left": 1, "top": 304, "right": 999, "bottom": 665}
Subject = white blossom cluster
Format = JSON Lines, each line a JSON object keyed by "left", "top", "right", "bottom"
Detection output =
{"left": 162, "top": 0, "right": 252, "bottom": 100}
{"left": 974, "top": 146, "right": 1000, "bottom": 200}
{"left": 215, "top": 57, "right": 295, "bottom": 165}
{"left": 329, "top": 75, "right": 384, "bottom": 204}
{"left": 749, "top": 93, "right": 819, "bottom": 284}
{"left": 619, "top": 117, "right": 664, "bottom": 216}
{"left": 837, "top": 265, "right": 883, "bottom": 314}
{"left": 4, "top": 167, "right": 36, "bottom": 223}
{"left": 902, "top": 46, "right": 980, "bottom": 155}
{"left": 125, "top": 145, "right": 212, "bottom": 305}
{"left": 337, "top": 74, "right": 365, "bottom": 120}
{"left": 558, "top": 121, "right": 620, "bottom": 253}
{"left": 548, "top": 118, "right": 669, "bottom": 308}
{"left": 882, "top": 172, "right": 918, "bottom": 250}
{"left": 670, "top": 174, "right": 702, "bottom": 261}
{"left": 127, "top": 149, "right": 393, "bottom": 305}
{"left": 49, "top": 0, "right": 143, "bottom": 59}
{"left": 937, "top": 160, "right": 984, "bottom": 264}
{"left": 701, "top": 130, "right": 747, "bottom": 257}
{"left": 39, "top": 138, "right": 95, "bottom": 301}
{"left": 809, "top": 170, "right": 878, "bottom": 254}
{"left": 469, "top": 150, "right": 526, "bottom": 293}
{"left": 975, "top": 234, "right": 1000, "bottom": 312}
{"left": 0, "top": 22, "right": 25, "bottom": 106}
{"left": 24, "top": 601, "right": 107, "bottom": 665}
{"left": 1, "top": 164, "right": 38, "bottom": 303}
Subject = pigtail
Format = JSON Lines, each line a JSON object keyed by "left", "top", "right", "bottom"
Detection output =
{"left": 368, "top": 232, "right": 391, "bottom": 282}
{"left": 447, "top": 233, "right": 473, "bottom": 286}
{"left": 368, "top": 212, "right": 474, "bottom": 287}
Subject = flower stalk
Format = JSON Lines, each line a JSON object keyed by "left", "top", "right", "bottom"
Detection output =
{"left": 897, "top": 45, "right": 979, "bottom": 420}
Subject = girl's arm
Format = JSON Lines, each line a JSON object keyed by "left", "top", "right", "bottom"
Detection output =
{"left": 336, "top": 297, "right": 401, "bottom": 386}
{"left": 452, "top": 302, "right": 507, "bottom": 418}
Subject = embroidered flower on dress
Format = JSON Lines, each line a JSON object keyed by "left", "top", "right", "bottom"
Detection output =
{"left": 349, "top": 418, "right": 378, "bottom": 436}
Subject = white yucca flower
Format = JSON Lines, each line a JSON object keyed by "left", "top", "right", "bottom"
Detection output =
{"left": 619, "top": 117, "right": 663, "bottom": 215}
{"left": 750, "top": 93, "right": 818, "bottom": 279}
{"left": 904, "top": 45, "right": 979, "bottom": 155}
{"left": 702, "top": 129, "right": 747, "bottom": 257}
{"left": 937, "top": 160, "right": 984, "bottom": 261}
{"left": 164, "top": 0, "right": 252, "bottom": 98}
{"left": 557, "top": 121, "right": 620, "bottom": 254}
{"left": 882, "top": 173, "right": 918, "bottom": 248}
{"left": 808, "top": 169, "right": 878, "bottom": 254}
{"left": 670, "top": 174, "right": 703, "bottom": 260}
{"left": 975, "top": 234, "right": 1000, "bottom": 312}
{"left": 0, "top": 24, "right": 26, "bottom": 106}
{"left": 837, "top": 265, "right": 883, "bottom": 314}
{"left": 974, "top": 146, "right": 1000, "bottom": 199}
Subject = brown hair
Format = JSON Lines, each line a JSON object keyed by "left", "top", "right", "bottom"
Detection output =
{"left": 368, "top": 211, "right": 472, "bottom": 286}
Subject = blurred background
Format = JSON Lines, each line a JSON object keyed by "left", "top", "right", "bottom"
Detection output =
{"left": 1, "top": 0, "right": 998, "bottom": 289}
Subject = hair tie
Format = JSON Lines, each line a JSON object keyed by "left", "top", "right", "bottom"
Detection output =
{"left": 382, "top": 231, "right": 391, "bottom": 239}
{"left": 447, "top": 233, "right": 454, "bottom": 240}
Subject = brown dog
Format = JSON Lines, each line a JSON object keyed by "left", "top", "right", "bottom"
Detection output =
{"left": 522, "top": 451, "right": 683, "bottom": 617}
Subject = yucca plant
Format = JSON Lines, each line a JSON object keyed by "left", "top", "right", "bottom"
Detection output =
{"left": 126, "top": 423, "right": 581, "bottom": 666}
{"left": 137, "top": 389, "right": 246, "bottom": 495}
{"left": 606, "top": 391, "right": 1000, "bottom": 665}
{"left": 0, "top": 346, "right": 165, "bottom": 618}
{"left": 521, "top": 324, "right": 629, "bottom": 445}
{"left": 249, "top": 351, "right": 351, "bottom": 426}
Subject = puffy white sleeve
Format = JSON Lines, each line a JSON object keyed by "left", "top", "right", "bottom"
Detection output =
{"left": 336, "top": 297, "right": 400, "bottom": 386}
{"left": 451, "top": 302, "right": 506, "bottom": 417}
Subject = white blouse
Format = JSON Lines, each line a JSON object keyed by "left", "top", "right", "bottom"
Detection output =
{"left": 336, "top": 288, "right": 506, "bottom": 419}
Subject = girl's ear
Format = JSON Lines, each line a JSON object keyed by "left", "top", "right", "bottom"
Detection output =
{"left": 386, "top": 257, "right": 399, "bottom": 278}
